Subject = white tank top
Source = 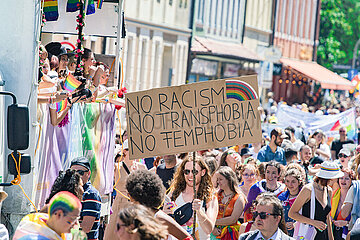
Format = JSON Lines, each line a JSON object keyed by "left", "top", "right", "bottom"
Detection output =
{"left": 174, "top": 193, "right": 209, "bottom": 240}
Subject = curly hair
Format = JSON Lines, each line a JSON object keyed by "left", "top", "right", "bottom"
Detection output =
{"left": 126, "top": 170, "right": 165, "bottom": 210}
{"left": 171, "top": 155, "right": 213, "bottom": 202}
{"left": 118, "top": 204, "right": 168, "bottom": 240}
{"left": 284, "top": 167, "right": 305, "bottom": 190}
{"left": 45, "top": 169, "right": 83, "bottom": 204}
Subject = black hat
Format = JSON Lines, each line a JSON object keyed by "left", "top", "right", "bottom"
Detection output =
{"left": 240, "top": 148, "right": 251, "bottom": 156}
{"left": 58, "top": 46, "right": 75, "bottom": 58}
{"left": 70, "top": 156, "right": 91, "bottom": 170}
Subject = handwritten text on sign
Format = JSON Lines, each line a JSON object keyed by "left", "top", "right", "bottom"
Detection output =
{"left": 125, "top": 75, "right": 262, "bottom": 159}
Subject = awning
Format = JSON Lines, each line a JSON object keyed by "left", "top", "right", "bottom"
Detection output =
{"left": 280, "top": 58, "right": 353, "bottom": 90}
{"left": 191, "top": 36, "right": 264, "bottom": 62}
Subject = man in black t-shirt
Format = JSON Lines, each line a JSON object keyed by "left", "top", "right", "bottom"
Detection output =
{"left": 331, "top": 127, "right": 354, "bottom": 160}
{"left": 156, "top": 155, "right": 181, "bottom": 189}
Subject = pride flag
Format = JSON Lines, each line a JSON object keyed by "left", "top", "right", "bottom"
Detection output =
{"left": 86, "top": 0, "right": 96, "bottom": 15}
{"left": 66, "top": 0, "right": 79, "bottom": 12}
{"left": 97, "top": 0, "right": 104, "bottom": 9}
{"left": 63, "top": 73, "right": 82, "bottom": 92}
{"left": 42, "top": 0, "right": 59, "bottom": 21}
{"left": 56, "top": 100, "right": 67, "bottom": 112}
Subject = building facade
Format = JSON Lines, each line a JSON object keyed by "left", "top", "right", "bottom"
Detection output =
{"left": 42, "top": 0, "right": 192, "bottom": 92}
{"left": 189, "top": 0, "right": 262, "bottom": 83}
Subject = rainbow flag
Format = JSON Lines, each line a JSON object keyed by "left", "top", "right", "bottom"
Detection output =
{"left": 86, "top": 0, "right": 95, "bottom": 15}
{"left": 63, "top": 73, "right": 82, "bottom": 92}
{"left": 56, "top": 100, "right": 67, "bottom": 112}
{"left": 66, "top": 0, "right": 79, "bottom": 12}
{"left": 42, "top": 0, "right": 59, "bottom": 21}
{"left": 97, "top": 0, "right": 104, "bottom": 9}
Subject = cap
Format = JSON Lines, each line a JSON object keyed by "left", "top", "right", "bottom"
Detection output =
{"left": 339, "top": 148, "right": 351, "bottom": 157}
{"left": 70, "top": 156, "right": 91, "bottom": 170}
{"left": 240, "top": 148, "right": 252, "bottom": 157}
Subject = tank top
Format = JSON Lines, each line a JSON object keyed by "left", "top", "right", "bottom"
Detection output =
{"left": 302, "top": 187, "right": 331, "bottom": 240}
{"left": 174, "top": 193, "right": 209, "bottom": 240}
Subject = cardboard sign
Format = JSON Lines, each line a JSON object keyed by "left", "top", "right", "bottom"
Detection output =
{"left": 125, "top": 75, "right": 262, "bottom": 159}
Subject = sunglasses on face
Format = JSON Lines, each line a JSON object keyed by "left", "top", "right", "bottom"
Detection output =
{"left": 253, "top": 211, "right": 278, "bottom": 220}
{"left": 76, "top": 169, "right": 89, "bottom": 176}
{"left": 184, "top": 169, "right": 199, "bottom": 175}
{"left": 339, "top": 154, "right": 349, "bottom": 158}
{"left": 116, "top": 223, "right": 127, "bottom": 231}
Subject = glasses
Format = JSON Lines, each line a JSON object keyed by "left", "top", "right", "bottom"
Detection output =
{"left": 76, "top": 169, "right": 89, "bottom": 176}
{"left": 339, "top": 130, "right": 346, "bottom": 133}
{"left": 184, "top": 169, "right": 199, "bottom": 175}
{"left": 243, "top": 173, "right": 255, "bottom": 178}
{"left": 339, "top": 154, "right": 349, "bottom": 158}
{"left": 116, "top": 223, "right": 127, "bottom": 231}
{"left": 253, "top": 211, "right": 278, "bottom": 220}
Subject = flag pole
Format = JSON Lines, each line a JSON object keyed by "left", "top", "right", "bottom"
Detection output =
{"left": 192, "top": 151, "right": 197, "bottom": 238}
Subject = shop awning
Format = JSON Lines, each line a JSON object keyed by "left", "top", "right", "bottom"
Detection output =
{"left": 280, "top": 58, "right": 353, "bottom": 90}
{"left": 191, "top": 36, "right": 264, "bottom": 62}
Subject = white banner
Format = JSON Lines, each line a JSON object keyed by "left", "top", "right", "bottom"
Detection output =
{"left": 275, "top": 104, "right": 357, "bottom": 143}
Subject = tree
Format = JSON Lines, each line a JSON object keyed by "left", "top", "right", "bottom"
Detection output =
{"left": 317, "top": 0, "right": 360, "bottom": 71}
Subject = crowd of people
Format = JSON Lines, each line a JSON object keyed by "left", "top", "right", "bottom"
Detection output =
{"left": 4, "top": 41, "right": 360, "bottom": 240}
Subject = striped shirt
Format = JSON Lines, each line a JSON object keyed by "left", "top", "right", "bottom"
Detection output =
{"left": 80, "top": 181, "right": 101, "bottom": 240}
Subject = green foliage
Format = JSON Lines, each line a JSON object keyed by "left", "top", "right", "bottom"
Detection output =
{"left": 317, "top": 0, "right": 360, "bottom": 71}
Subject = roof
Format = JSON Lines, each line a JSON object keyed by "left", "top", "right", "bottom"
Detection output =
{"left": 280, "top": 58, "right": 353, "bottom": 90}
{"left": 191, "top": 36, "right": 264, "bottom": 62}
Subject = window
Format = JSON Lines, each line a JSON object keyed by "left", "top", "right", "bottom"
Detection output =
{"left": 169, "top": 0, "right": 173, "bottom": 6}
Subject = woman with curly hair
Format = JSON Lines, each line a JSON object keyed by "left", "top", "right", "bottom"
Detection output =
{"left": 40, "top": 169, "right": 84, "bottom": 212}
{"left": 164, "top": 155, "right": 218, "bottom": 240}
{"left": 211, "top": 166, "right": 246, "bottom": 240}
{"left": 116, "top": 204, "right": 168, "bottom": 240}
{"left": 126, "top": 170, "right": 191, "bottom": 240}
{"left": 278, "top": 167, "right": 305, "bottom": 236}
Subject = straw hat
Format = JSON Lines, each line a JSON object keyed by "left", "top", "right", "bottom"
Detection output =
{"left": 316, "top": 161, "right": 344, "bottom": 179}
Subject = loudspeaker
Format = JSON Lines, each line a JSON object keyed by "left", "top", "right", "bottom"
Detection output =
{"left": 8, "top": 152, "right": 31, "bottom": 175}
{"left": 7, "top": 104, "right": 29, "bottom": 150}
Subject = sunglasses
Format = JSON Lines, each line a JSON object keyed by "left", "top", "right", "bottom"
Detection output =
{"left": 184, "top": 169, "right": 199, "bottom": 175}
{"left": 253, "top": 211, "right": 278, "bottom": 220}
{"left": 339, "top": 154, "right": 349, "bottom": 158}
{"left": 116, "top": 223, "right": 127, "bottom": 231}
{"left": 76, "top": 169, "right": 89, "bottom": 176}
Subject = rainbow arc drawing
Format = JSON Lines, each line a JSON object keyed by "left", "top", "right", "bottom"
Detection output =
{"left": 226, "top": 80, "right": 258, "bottom": 101}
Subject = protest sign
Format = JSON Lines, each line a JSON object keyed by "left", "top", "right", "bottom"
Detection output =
{"left": 125, "top": 75, "right": 262, "bottom": 160}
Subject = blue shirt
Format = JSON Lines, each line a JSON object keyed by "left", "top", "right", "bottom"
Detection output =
{"left": 257, "top": 145, "right": 286, "bottom": 165}
{"left": 80, "top": 181, "right": 102, "bottom": 240}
